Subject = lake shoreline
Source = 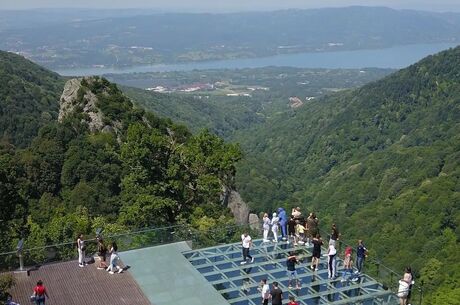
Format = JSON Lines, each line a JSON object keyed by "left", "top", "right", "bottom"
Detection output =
{"left": 53, "top": 43, "right": 458, "bottom": 77}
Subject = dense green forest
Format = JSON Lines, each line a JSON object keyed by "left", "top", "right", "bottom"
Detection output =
{"left": 0, "top": 51, "right": 65, "bottom": 147}
{"left": 0, "top": 49, "right": 459, "bottom": 303}
{"left": 232, "top": 47, "right": 460, "bottom": 304}
{"left": 0, "top": 70, "right": 241, "bottom": 265}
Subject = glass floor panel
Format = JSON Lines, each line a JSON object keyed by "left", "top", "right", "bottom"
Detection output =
{"left": 183, "top": 239, "right": 398, "bottom": 305}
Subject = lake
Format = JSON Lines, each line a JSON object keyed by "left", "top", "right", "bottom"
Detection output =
{"left": 55, "top": 43, "right": 458, "bottom": 76}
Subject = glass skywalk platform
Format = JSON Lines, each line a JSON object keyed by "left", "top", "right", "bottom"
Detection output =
{"left": 183, "top": 239, "right": 399, "bottom": 305}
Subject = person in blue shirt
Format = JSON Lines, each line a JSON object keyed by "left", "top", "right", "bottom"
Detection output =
{"left": 277, "top": 207, "right": 288, "bottom": 240}
{"left": 356, "top": 240, "right": 368, "bottom": 273}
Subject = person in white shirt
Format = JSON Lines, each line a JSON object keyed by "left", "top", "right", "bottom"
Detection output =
{"left": 259, "top": 279, "right": 270, "bottom": 305}
{"left": 271, "top": 213, "right": 280, "bottom": 242}
{"left": 241, "top": 232, "right": 254, "bottom": 265}
{"left": 262, "top": 213, "right": 271, "bottom": 242}
{"left": 327, "top": 240, "right": 337, "bottom": 279}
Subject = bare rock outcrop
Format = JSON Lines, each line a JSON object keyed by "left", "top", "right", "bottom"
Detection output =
{"left": 226, "top": 190, "right": 250, "bottom": 225}
{"left": 248, "top": 213, "right": 260, "bottom": 231}
{"left": 58, "top": 77, "right": 119, "bottom": 135}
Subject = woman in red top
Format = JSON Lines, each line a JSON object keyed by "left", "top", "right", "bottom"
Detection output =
{"left": 33, "top": 280, "right": 49, "bottom": 305}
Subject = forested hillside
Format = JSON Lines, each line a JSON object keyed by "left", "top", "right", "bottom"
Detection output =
{"left": 0, "top": 51, "right": 65, "bottom": 147}
{"left": 0, "top": 74, "right": 241, "bottom": 263}
{"left": 235, "top": 47, "right": 460, "bottom": 304}
{"left": 119, "top": 67, "right": 392, "bottom": 139}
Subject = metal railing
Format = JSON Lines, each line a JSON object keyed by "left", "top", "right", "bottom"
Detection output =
{"left": 0, "top": 221, "right": 422, "bottom": 304}
{"left": 0, "top": 222, "right": 260, "bottom": 272}
{"left": 318, "top": 228, "right": 423, "bottom": 305}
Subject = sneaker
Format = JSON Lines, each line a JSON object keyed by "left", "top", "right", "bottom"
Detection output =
{"left": 315, "top": 268, "right": 319, "bottom": 271}
{"left": 351, "top": 277, "right": 359, "bottom": 282}
{"left": 79, "top": 264, "right": 84, "bottom": 268}
{"left": 288, "top": 286, "right": 293, "bottom": 289}
{"left": 294, "top": 243, "right": 298, "bottom": 246}
{"left": 272, "top": 239, "right": 278, "bottom": 243}
{"left": 118, "top": 268, "right": 123, "bottom": 274}
{"left": 240, "top": 261, "right": 247, "bottom": 265}
{"left": 251, "top": 257, "right": 254, "bottom": 263}
{"left": 296, "top": 286, "right": 301, "bottom": 290}
{"left": 97, "top": 267, "right": 104, "bottom": 270}
{"left": 109, "top": 271, "right": 114, "bottom": 275}
{"left": 310, "top": 266, "right": 314, "bottom": 270}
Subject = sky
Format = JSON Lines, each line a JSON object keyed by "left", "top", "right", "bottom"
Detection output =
{"left": 1, "top": 0, "right": 460, "bottom": 12}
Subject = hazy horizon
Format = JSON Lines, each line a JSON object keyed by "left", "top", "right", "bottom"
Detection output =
{"left": 1, "top": 0, "right": 460, "bottom": 13}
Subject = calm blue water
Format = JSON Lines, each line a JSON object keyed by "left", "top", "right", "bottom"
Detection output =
{"left": 55, "top": 43, "right": 458, "bottom": 76}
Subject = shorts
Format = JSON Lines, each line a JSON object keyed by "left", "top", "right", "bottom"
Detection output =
{"left": 287, "top": 270, "right": 297, "bottom": 279}
{"left": 312, "top": 250, "right": 321, "bottom": 258}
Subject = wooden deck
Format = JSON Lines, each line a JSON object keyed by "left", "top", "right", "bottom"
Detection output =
{"left": 8, "top": 259, "right": 152, "bottom": 305}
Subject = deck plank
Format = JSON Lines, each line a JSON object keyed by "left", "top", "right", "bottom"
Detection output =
{"left": 8, "top": 259, "right": 151, "bottom": 305}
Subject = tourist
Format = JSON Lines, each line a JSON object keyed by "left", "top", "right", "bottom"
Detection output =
{"left": 107, "top": 241, "right": 123, "bottom": 274}
{"left": 330, "top": 223, "right": 340, "bottom": 247}
{"left": 278, "top": 208, "right": 288, "bottom": 240}
{"left": 356, "top": 240, "right": 368, "bottom": 273}
{"left": 287, "top": 215, "right": 296, "bottom": 244}
{"left": 310, "top": 234, "right": 323, "bottom": 271}
{"left": 32, "top": 280, "right": 49, "bottom": 305}
{"left": 327, "top": 240, "right": 337, "bottom": 279}
{"left": 262, "top": 213, "right": 271, "bottom": 242}
{"left": 241, "top": 232, "right": 254, "bottom": 265}
{"left": 6, "top": 294, "right": 20, "bottom": 305}
{"left": 403, "top": 267, "right": 414, "bottom": 305}
{"left": 291, "top": 207, "right": 302, "bottom": 220}
{"left": 341, "top": 246, "right": 358, "bottom": 282}
{"left": 286, "top": 252, "right": 300, "bottom": 289}
{"left": 76, "top": 233, "right": 86, "bottom": 267}
{"left": 397, "top": 278, "right": 410, "bottom": 305}
{"left": 96, "top": 236, "right": 108, "bottom": 270}
{"left": 287, "top": 295, "right": 299, "bottom": 305}
{"left": 270, "top": 281, "right": 283, "bottom": 305}
{"left": 306, "top": 213, "right": 319, "bottom": 246}
{"left": 343, "top": 246, "right": 353, "bottom": 269}
{"left": 259, "top": 279, "right": 270, "bottom": 305}
{"left": 295, "top": 220, "right": 306, "bottom": 246}
{"left": 271, "top": 212, "right": 280, "bottom": 242}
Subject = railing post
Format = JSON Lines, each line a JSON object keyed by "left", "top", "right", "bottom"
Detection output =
{"left": 16, "top": 238, "right": 25, "bottom": 272}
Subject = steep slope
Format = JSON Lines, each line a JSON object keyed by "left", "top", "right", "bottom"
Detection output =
{"left": 0, "top": 75, "right": 242, "bottom": 261}
{"left": 235, "top": 46, "right": 460, "bottom": 303}
{"left": 0, "top": 51, "right": 65, "bottom": 147}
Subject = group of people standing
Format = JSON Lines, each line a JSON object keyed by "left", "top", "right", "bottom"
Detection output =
{"left": 77, "top": 234, "right": 124, "bottom": 274}
{"left": 262, "top": 207, "right": 320, "bottom": 246}
{"left": 261, "top": 207, "right": 353, "bottom": 280}
{"left": 259, "top": 279, "right": 300, "bottom": 305}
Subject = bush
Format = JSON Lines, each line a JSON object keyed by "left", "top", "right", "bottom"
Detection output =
{"left": 0, "top": 273, "right": 15, "bottom": 301}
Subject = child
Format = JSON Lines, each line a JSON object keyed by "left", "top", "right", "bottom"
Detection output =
{"left": 295, "top": 221, "right": 306, "bottom": 246}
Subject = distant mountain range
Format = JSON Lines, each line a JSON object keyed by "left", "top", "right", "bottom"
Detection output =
{"left": 2, "top": 6, "right": 460, "bottom": 69}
